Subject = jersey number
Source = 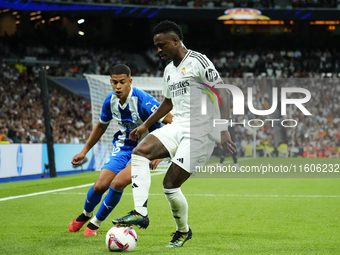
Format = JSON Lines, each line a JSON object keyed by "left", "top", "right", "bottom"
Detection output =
{"left": 151, "top": 105, "right": 158, "bottom": 113}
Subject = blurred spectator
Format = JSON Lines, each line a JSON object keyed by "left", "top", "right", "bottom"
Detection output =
{"left": 14, "top": 60, "right": 27, "bottom": 77}
{"left": 0, "top": 134, "right": 10, "bottom": 144}
{"left": 0, "top": 63, "right": 92, "bottom": 144}
{"left": 12, "top": 130, "right": 22, "bottom": 144}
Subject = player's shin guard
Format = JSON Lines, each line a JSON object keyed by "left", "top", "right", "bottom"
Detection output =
{"left": 131, "top": 154, "right": 150, "bottom": 217}
{"left": 96, "top": 187, "right": 123, "bottom": 221}
{"left": 84, "top": 185, "right": 103, "bottom": 213}
{"left": 164, "top": 187, "right": 189, "bottom": 233}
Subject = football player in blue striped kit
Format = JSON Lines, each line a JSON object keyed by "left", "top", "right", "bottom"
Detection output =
{"left": 68, "top": 64, "right": 173, "bottom": 236}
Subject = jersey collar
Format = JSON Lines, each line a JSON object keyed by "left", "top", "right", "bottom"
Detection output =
{"left": 173, "top": 50, "right": 191, "bottom": 69}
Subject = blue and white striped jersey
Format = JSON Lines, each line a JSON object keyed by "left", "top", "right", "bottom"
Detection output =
{"left": 100, "top": 87, "right": 161, "bottom": 148}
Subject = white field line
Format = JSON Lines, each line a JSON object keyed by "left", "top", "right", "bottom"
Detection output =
{"left": 2, "top": 167, "right": 339, "bottom": 201}
{"left": 0, "top": 172, "right": 165, "bottom": 202}
{"left": 51, "top": 192, "right": 340, "bottom": 198}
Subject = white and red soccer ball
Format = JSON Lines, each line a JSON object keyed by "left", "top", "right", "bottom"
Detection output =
{"left": 105, "top": 226, "right": 137, "bottom": 252}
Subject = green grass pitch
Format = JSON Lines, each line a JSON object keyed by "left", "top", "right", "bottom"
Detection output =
{"left": 0, "top": 157, "right": 340, "bottom": 254}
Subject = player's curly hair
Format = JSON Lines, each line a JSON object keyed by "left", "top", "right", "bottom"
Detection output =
{"left": 152, "top": 20, "right": 184, "bottom": 41}
{"left": 110, "top": 64, "right": 131, "bottom": 77}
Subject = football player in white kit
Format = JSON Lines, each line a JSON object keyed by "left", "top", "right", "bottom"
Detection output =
{"left": 112, "top": 21, "right": 236, "bottom": 247}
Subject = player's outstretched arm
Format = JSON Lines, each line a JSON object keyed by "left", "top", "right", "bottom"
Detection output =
{"left": 71, "top": 121, "right": 109, "bottom": 165}
{"left": 130, "top": 98, "right": 173, "bottom": 141}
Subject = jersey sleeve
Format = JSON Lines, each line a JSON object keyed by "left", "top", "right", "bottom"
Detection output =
{"left": 136, "top": 88, "right": 165, "bottom": 124}
{"left": 99, "top": 94, "right": 113, "bottom": 124}
{"left": 163, "top": 66, "right": 172, "bottom": 99}
{"left": 193, "top": 54, "right": 221, "bottom": 87}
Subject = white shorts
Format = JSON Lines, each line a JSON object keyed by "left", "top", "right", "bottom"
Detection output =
{"left": 150, "top": 123, "right": 215, "bottom": 174}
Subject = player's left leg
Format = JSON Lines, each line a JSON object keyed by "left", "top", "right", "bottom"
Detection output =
{"left": 68, "top": 168, "right": 116, "bottom": 233}
{"left": 81, "top": 147, "right": 130, "bottom": 236}
{"left": 230, "top": 133, "right": 240, "bottom": 170}
{"left": 232, "top": 152, "right": 240, "bottom": 170}
{"left": 83, "top": 164, "right": 132, "bottom": 236}
{"left": 219, "top": 145, "right": 226, "bottom": 167}
{"left": 163, "top": 163, "right": 192, "bottom": 248}
{"left": 164, "top": 135, "right": 215, "bottom": 247}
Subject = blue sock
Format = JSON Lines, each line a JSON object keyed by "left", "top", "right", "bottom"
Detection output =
{"left": 84, "top": 186, "right": 103, "bottom": 213}
{"left": 96, "top": 187, "right": 123, "bottom": 221}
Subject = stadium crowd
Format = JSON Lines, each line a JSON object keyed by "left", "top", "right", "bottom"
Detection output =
{"left": 1, "top": 39, "right": 340, "bottom": 158}
{"left": 223, "top": 78, "right": 340, "bottom": 158}
{"left": 0, "top": 62, "right": 92, "bottom": 145}
{"left": 40, "top": 0, "right": 340, "bottom": 9}
{"left": 4, "top": 43, "right": 340, "bottom": 79}
{"left": 40, "top": 0, "right": 277, "bottom": 9}
{"left": 147, "top": 46, "right": 340, "bottom": 79}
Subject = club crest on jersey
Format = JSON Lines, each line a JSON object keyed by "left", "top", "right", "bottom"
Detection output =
{"left": 180, "top": 67, "right": 186, "bottom": 77}
{"left": 205, "top": 68, "right": 219, "bottom": 82}
{"left": 132, "top": 113, "right": 139, "bottom": 122}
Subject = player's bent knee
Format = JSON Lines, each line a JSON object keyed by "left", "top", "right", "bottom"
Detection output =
{"left": 93, "top": 183, "right": 109, "bottom": 194}
{"left": 111, "top": 178, "right": 131, "bottom": 191}
{"left": 132, "top": 146, "right": 152, "bottom": 159}
{"left": 163, "top": 183, "right": 175, "bottom": 189}
{"left": 163, "top": 179, "right": 180, "bottom": 189}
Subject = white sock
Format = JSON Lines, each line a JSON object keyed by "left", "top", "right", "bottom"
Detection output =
{"left": 132, "top": 154, "right": 150, "bottom": 216}
{"left": 90, "top": 216, "right": 102, "bottom": 227}
{"left": 83, "top": 210, "right": 93, "bottom": 218}
{"left": 164, "top": 187, "right": 189, "bottom": 233}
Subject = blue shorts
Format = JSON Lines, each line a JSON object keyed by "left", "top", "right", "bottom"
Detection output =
{"left": 101, "top": 145, "right": 132, "bottom": 174}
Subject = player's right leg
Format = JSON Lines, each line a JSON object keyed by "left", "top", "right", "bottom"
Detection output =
{"left": 112, "top": 130, "right": 173, "bottom": 228}
{"left": 232, "top": 153, "right": 240, "bottom": 170}
{"left": 68, "top": 168, "right": 116, "bottom": 232}
{"left": 230, "top": 133, "right": 240, "bottom": 170}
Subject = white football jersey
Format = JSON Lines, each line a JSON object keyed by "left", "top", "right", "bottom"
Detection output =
{"left": 163, "top": 50, "right": 222, "bottom": 140}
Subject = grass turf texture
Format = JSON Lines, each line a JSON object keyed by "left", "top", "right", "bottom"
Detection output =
{"left": 0, "top": 157, "right": 340, "bottom": 254}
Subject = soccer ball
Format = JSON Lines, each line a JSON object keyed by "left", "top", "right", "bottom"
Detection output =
{"left": 105, "top": 226, "right": 137, "bottom": 252}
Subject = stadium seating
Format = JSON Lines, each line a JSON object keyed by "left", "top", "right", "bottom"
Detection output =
{"left": 277, "top": 143, "right": 289, "bottom": 158}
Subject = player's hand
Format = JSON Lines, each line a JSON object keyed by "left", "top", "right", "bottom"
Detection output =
{"left": 149, "top": 159, "right": 162, "bottom": 170}
{"left": 71, "top": 152, "right": 86, "bottom": 165}
{"left": 129, "top": 125, "right": 148, "bottom": 141}
{"left": 221, "top": 130, "right": 237, "bottom": 154}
